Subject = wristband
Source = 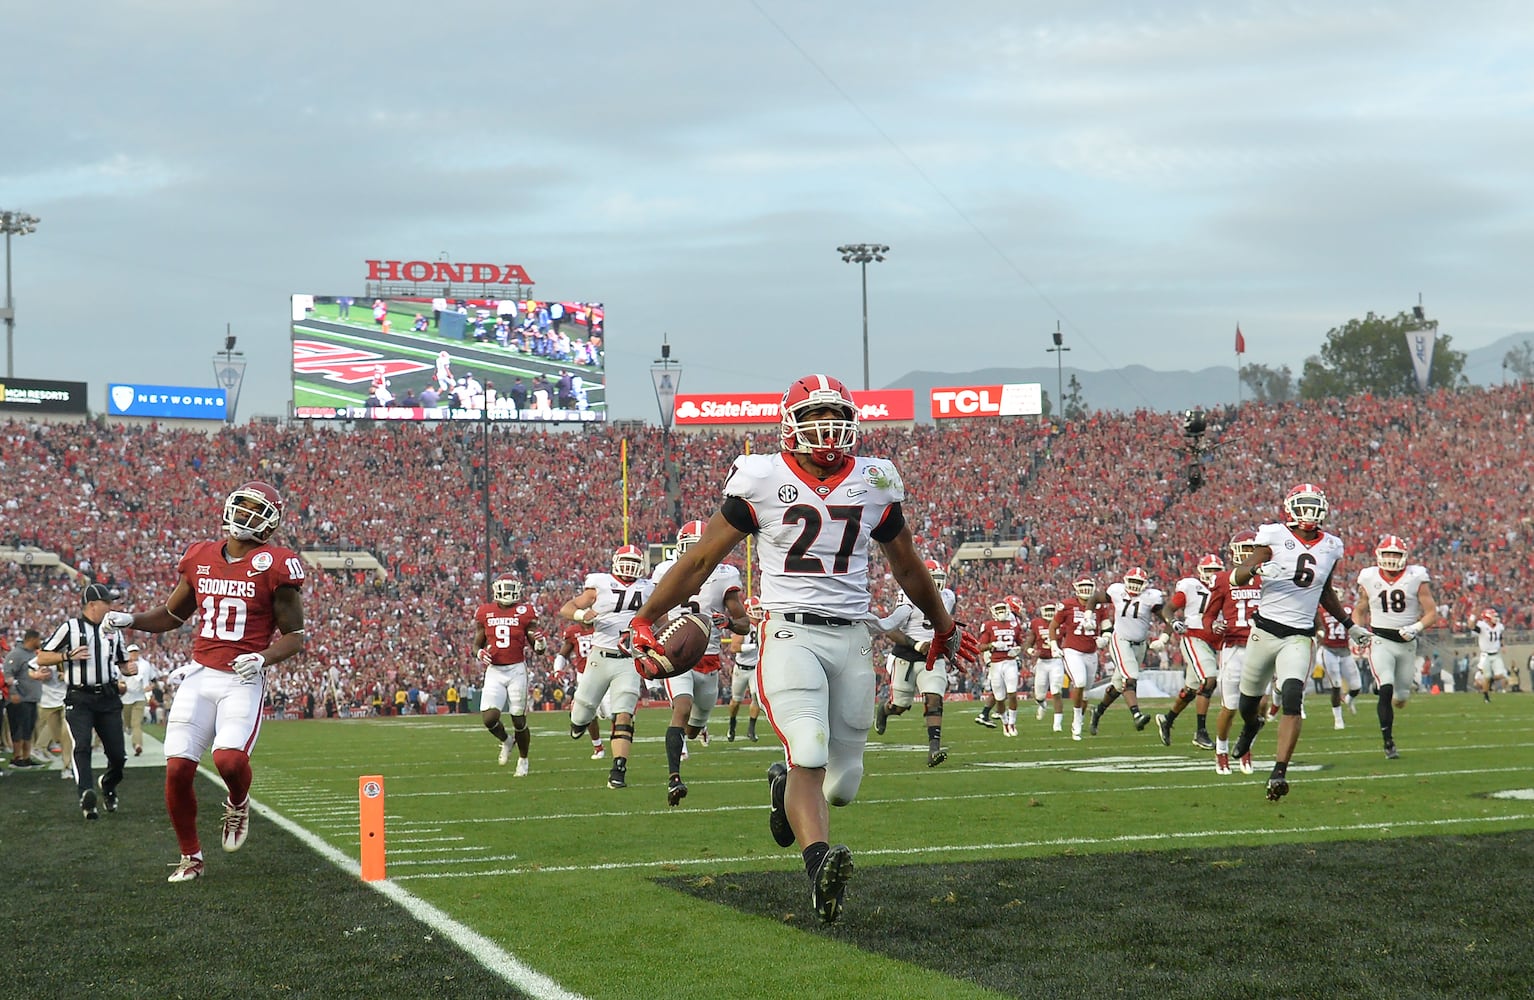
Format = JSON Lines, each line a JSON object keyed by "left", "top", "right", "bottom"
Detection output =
{"left": 1340, "top": 616, "right": 1354, "bottom": 630}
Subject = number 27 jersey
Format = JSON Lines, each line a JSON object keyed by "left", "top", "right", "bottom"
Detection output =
{"left": 178, "top": 538, "right": 305, "bottom": 672}
{"left": 722, "top": 453, "right": 905, "bottom": 619}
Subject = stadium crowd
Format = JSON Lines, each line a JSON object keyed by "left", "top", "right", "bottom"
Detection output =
{"left": 1, "top": 381, "right": 1528, "bottom": 715}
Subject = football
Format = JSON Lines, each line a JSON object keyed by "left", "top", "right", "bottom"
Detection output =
{"left": 635, "top": 612, "right": 712, "bottom": 680}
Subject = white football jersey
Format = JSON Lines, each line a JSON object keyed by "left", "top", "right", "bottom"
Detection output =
{"left": 581, "top": 572, "right": 657, "bottom": 649}
{"left": 1474, "top": 618, "right": 1504, "bottom": 654}
{"left": 735, "top": 626, "right": 760, "bottom": 668}
{"left": 723, "top": 452, "right": 905, "bottom": 619}
{"left": 1171, "top": 577, "right": 1213, "bottom": 633}
{"left": 1254, "top": 522, "right": 1345, "bottom": 630}
{"left": 1106, "top": 581, "right": 1165, "bottom": 641}
{"left": 879, "top": 590, "right": 958, "bottom": 644}
{"left": 651, "top": 558, "right": 743, "bottom": 655}
{"left": 1356, "top": 565, "right": 1430, "bottom": 630}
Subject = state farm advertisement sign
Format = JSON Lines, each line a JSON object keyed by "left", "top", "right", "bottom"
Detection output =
{"left": 930, "top": 383, "right": 1042, "bottom": 419}
{"left": 673, "top": 389, "right": 915, "bottom": 425}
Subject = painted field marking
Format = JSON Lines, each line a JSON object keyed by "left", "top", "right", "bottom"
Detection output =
{"left": 391, "top": 812, "right": 1534, "bottom": 881}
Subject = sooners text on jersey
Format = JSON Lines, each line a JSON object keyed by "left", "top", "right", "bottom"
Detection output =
{"left": 476, "top": 601, "right": 542, "bottom": 666}
{"left": 978, "top": 619, "right": 1024, "bottom": 664}
{"left": 1206, "top": 570, "right": 1262, "bottom": 649}
{"left": 178, "top": 539, "right": 304, "bottom": 672}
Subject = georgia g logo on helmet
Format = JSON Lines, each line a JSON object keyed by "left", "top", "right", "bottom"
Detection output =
{"left": 780, "top": 374, "right": 859, "bottom": 468}
{"left": 223, "top": 481, "right": 284, "bottom": 543}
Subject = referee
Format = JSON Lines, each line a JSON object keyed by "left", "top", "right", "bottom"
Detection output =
{"left": 36, "top": 583, "right": 135, "bottom": 820}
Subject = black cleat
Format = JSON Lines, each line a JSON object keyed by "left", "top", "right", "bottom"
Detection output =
{"left": 767, "top": 763, "right": 794, "bottom": 847}
{"left": 1155, "top": 714, "right": 1173, "bottom": 746}
{"left": 874, "top": 703, "right": 888, "bottom": 736}
{"left": 606, "top": 767, "right": 627, "bottom": 790}
{"left": 1232, "top": 718, "right": 1265, "bottom": 760}
{"left": 1266, "top": 775, "right": 1289, "bottom": 801}
{"left": 1384, "top": 741, "right": 1400, "bottom": 760}
{"left": 748, "top": 727, "right": 759, "bottom": 743}
{"left": 98, "top": 776, "right": 118, "bottom": 813}
{"left": 727, "top": 725, "right": 737, "bottom": 743}
{"left": 1134, "top": 712, "right": 1153, "bottom": 731}
{"left": 927, "top": 749, "right": 948, "bottom": 768}
{"left": 1191, "top": 730, "right": 1215, "bottom": 751}
{"left": 811, "top": 845, "right": 854, "bottom": 924}
{"left": 1089, "top": 707, "right": 1102, "bottom": 736}
{"left": 667, "top": 775, "right": 688, "bottom": 807}
{"left": 973, "top": 712, "right": 997, "bottom": 729}
{"left": 81, "top": 789, "right": 99, "bottom": 820}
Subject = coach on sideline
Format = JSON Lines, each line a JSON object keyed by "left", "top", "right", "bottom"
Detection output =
{"left": 35, "top": 583, "right": 136, "bottom": 820}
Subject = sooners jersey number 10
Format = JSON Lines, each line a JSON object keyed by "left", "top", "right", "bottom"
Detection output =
{"left": 199, "top": 595, "right": 249, "bottom": 641}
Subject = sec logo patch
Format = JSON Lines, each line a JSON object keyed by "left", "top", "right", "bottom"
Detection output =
{"left": 778, "top": 484, "right": 799, "bottom": 503}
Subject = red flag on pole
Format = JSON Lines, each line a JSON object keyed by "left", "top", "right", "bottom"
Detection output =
{"left": 1235, "top": 325, "right": 1246, "bottom": 355}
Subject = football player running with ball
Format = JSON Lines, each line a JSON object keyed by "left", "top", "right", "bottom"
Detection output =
{"left": 1229, "top": 484, "right": 1371, "bottom": 801}
{"left": 102, "top": 482, "right": 306, "bottom": 883}
{"left": 626, "top": 374, "right": 977, "bottom": 924}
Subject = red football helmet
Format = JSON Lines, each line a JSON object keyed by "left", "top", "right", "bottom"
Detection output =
{"left": 223, "top": 481, "right": 283, "bottom": 542}
{"left": 744, "top": 596, "right": 765, "bottom": 624}
{"left": 1283, "top": 483, "right": 1328, "bottom": 530}
{"left": 1482, "top": 608, "right": 1500, "bottom": 623}
{"left": 1005, "top": 595, "right": 1027, "bottom": 619}
{"left": 676, "top": 519, "right": 707, "bottom": 555}
{"left": 780, "top": 374, "right": 859, "bottom": 467}
{"left": 1197, "top": 553, "right": 1225, "bottom": 586}
{"left": 491, "top": 575, "right": 523, "bottom": 606}
{"left": 1229, "top": 529, "right": 1258, "bottom": 566}
{"left": 924, "top": 558, "right": 948, "bottom": 589}
{"left": 1073, "top": 577, "right": 1096, "bottom": 600}
{"left": 1122, "top": 566, "right": 1148, "bottom": 597}
{"left": 612, "top": 545, "right": 645, "bottom": 582}
{"left": 989, "top": 600, "right": 1012, "bottom": 622}
{"left": 1375, "top": 535, "right": 1408, "bottom": 573}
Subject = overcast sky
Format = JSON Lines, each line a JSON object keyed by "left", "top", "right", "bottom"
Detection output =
{"left": 5, "top": 1, "right": 1531, "bottom": 420}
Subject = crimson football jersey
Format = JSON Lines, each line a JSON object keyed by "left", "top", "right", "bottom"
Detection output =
{"left": 977, "top": 619, "right": 1024, "bottom": 664}
{"left": 1316, "top": 605, "right": 1352, "bottom": 650}
{"left": 1026, "top": 617, "right": 1057, "bottom": 658}
{"left": 562, "top": 623, "right": 595, "bottom": 674}
{"left": 178, "top": 539, "right": 305, "bottom": 672}
{"left": 1205, "top": 570, "right": 1262, "bottom": 649}
{"left": 1050, "top": 598, "right": 1111, "bottom": 654}
{"left": 475, "top": 601, "right": 543, "bottom": 666}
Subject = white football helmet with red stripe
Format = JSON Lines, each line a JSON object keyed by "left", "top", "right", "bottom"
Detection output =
{"left": 744, "top": 596, "right": 765, "bottom": 624}
{"left": 612, "top": 545, "right": 645, "bottom": 582}
{"left": 223, "top": 481, "right": 283, "bottom": 542}
{"left": 1196, "top": 554, "right": 1225, "bottom": 586}
{"left": 676, "top": 519, "right": 707, "bottom": 555}
{"left": 1283, "top": 483, "right": 1329, "bottom": 530}
{"left": 1229, "top": 529, "right": 1258, "bottom": 566}
{"left": 1122, "top": 566, "right": 1148, "bottom": 597}
{"left": 780, "top": 374, "right": 858, "bottom": 467}
{"left": 923, "top": 558, "right": 948, "bottom": 589}
{"left": 1375, "top": 535, "right": 1408, "bottom": 573}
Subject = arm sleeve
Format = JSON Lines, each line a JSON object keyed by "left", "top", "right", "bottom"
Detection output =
{"left": 720, "top": 495, "right": 759, "bottom": 534}
{"left": 869, "top": 502, "right": 906, "bottom": 543}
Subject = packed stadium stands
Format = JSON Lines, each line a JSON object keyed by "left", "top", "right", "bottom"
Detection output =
{"left": 2, "top": 381, "right": 1528, "bottom": 712}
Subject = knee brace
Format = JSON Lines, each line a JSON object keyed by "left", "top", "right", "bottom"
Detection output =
{"left": 1122, "top": 678, "right": 1138, "bottom": 692}
{"left": 924, "top": 696, "right": 943, "bottom": 716}
{"left": 510, "top": 714, "right": 528, "bottom": 733}
{"left": 1280, "top": 678, "right": 1305, "bottom": 716}
{"left": 1238, "top": 692, "right": 1262, "bottom": 722}
{"left": 481, "top": 710, "right": 501, "bottom": 729}
{"left": 1377, "top": 684, "right": 1394, "bottom": 703}
{"left": 569, "top": 721, "right": 587, "bottom": 740}
{"left": 611, "top": 722, "right": 635, "bottom": 741}
{"left": 1199, "top": 678, "right": 1219, "bottom": 696}
{"left": 1178, "top": 687, "right": 1197, "bottom": 702}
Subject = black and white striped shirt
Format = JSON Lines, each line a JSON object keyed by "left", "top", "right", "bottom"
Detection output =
{"left": 42, "top": 617, "right": 126, "bottom": 688}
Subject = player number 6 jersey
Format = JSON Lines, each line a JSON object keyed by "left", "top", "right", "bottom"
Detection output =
{"left": 1253, "top": 522, "right": 1345, "bottom": 630}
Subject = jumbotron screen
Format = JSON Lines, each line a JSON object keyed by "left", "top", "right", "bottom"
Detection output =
{"left": 290, "top": 294, "right": 606, "bottom": 421}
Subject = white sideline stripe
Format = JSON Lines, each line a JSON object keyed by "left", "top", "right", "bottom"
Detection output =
{"left": 193, "top": 764, "right": 586, "bottom": 1000}
{"left": 391, "top": 836, "right": 467, "bottom": 845}
{"left": 392, "top": 812, "right": 1534, "bottom": 881}
{"left": 301, "top": 764, "right": 1534, "bottom": 830}
{"left": 390, "top": 846, "right": 497, "bottom": 856}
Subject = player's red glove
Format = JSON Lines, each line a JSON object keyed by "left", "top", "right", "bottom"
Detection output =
{"left": 926, "top": 621, "right": 979, "bottom": 671}
{"left": 620, "top": 616, "right": 661, "bottom": 659}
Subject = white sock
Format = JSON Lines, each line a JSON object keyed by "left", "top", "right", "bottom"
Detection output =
{"left": 1053, "top": 712, "right": 1064, "bottom": 728}
{"left": 1216, "top": 738, "right": 1229, "bottom": 753}
{"left": 1073, "top": 706, "right": 1084, "bottom": 725}
{"left": 1332, "top": 706, "right": 1344, "bottom": 724}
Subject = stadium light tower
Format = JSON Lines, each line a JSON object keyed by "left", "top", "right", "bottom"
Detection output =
{"left": 1, "top": 209, "right": 40, "bottom": 378}
{"left": 1045, "top": 322, "right": 1070, "bottom": 424}
{"left": 651, "top": 336, "right": 682, "bottom": 528}
{"left": 837, "top": 243, "right": 889, "bottom": 391}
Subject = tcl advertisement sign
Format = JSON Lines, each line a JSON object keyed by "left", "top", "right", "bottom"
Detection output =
{"left": 673, "top": 390, "right": 915, "bottom": 425}
{"left": 930, "top": 383, "right": 1042, "bottom": 419}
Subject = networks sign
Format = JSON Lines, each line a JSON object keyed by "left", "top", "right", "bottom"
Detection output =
{"left": 108, "top": 383, "right": 228, "bottom": 421}
{"left": 0, "top": 377, "right": 88, "bottom": 414}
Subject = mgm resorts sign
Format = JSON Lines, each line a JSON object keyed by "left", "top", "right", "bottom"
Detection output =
{"left": 0, "top": 377, "right": 89, "bottom": 415}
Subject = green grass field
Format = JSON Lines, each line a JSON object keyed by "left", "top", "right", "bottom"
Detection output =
{"left": 5, "top": 695, "right": 1533, "bottom": 998}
